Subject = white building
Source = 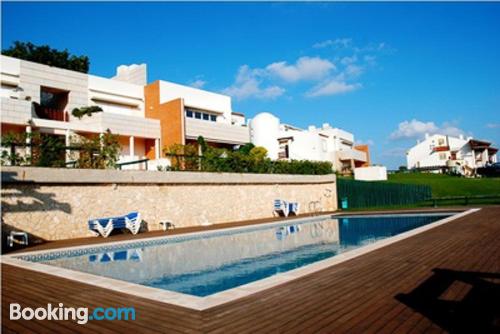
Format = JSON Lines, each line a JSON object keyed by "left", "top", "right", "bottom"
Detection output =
{"left": 1, "top": 55, "right": 250, "bottom": 169}
{"left": 144, "top": 80, "right": 249, "bottom": 151}
{"left": 1, "top": 55, "right": 161, "bottom": 168}
{"left": 249, "top": 112, "right": 369, "bottom": 174}
{"left": 406, "top": 133, "right": 498, "bottom": 175}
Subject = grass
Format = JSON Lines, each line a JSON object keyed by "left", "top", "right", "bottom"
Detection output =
{"left": 385, "top": 173, "right": 500, "bottom": 197}
{"left": 339, "top": 173, "right": 500, "bottom": 210}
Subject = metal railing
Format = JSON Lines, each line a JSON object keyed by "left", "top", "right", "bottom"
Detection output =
{"left": 116, "top": 158, "right": 149, "bottom": 170}
{"left": 428, "top": 194, "right": 500, "bottom": 207}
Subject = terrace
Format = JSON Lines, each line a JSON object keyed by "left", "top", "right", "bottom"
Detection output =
{"left": 2, "top": 206, "right": 499, "bottom": 332}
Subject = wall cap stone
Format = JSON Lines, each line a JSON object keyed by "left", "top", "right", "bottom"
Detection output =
{"left": 1, "top": 167, "right": 336, "bottom": 185}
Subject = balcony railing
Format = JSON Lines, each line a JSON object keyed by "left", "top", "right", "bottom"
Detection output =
{"left": 34, "top": 104, "right": 68, "bottom": 122}
{"left": 432, "top": 145, "right": 450, "bottom": 152}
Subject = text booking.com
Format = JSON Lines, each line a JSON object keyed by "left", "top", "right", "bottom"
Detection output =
{"left": 10, "top": 303, "right": 136, "bottom": 325}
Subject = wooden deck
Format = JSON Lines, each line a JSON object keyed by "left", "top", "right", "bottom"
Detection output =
{"left": 2, "top": 207, "right": 500, "bottom": 333}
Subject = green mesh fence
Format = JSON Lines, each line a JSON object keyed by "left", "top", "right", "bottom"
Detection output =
{"left": 337, "top": 178, "right": 432, "bottom": 209}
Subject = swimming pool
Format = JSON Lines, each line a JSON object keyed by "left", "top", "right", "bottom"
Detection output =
{"left": 15, "top": 212, "right": 456, "bottom": 299}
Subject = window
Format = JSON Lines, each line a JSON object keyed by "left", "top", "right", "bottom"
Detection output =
{"left": 186, "top": 107, "right": 218, "bottom": 122}
{"left": 438, "top": 138, "right": 445, "bottom": 146}
{"left": 439, "top": 153, "right": 447, "bottom": 160}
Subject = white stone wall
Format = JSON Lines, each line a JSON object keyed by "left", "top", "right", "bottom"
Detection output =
{"left": 19, "top": 58, "right": 88, "bottom": 110}
{"left": 1, "top": 167, "right": 337, "bottom": 241}
{"left": 0, "top": 98, "right": 32, "bottom": 125}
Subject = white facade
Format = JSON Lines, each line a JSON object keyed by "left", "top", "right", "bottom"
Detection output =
{"left": 158, "top": 80, "right": 232, "bottom": 122}
{"left": 0, "top": 55, "right": 161, "bottom": 168}
{"left": 249, "top": 112, "right": 369, "bottom": 173}
{"left": 155, "top": 80, "right": 249, "bottom": 146}
{"left": 406, "top": 133, "right": 498, "bottom": 175}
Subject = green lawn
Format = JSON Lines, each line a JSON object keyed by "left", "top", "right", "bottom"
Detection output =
{"left": 386, "top": 173, "right": 500, "bottom": 197}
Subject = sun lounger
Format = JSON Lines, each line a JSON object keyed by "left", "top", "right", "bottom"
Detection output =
{"left": 88, "top": 211, "right": 142, "bottom": 237}
{"left": 274, "top": 199, "right": 299, "bottom": 217}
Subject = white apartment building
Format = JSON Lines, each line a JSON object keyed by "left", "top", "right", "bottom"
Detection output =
{"left": 1, "top": 54, "right": 372, "bottom": 173}
{"left": 1, "top": 55, "right": 250, "bottom": 169}
{"left": 1, "top": 55, "right": 161, "bottom": 167}
{"left": 144, "top": 80, "right": 249, "bottom": 151}
{"left": 249, "top": 112, "right": 369, "bottom": 174}
{"left": 406, "top": 133, "right": 498, "bottom": 175}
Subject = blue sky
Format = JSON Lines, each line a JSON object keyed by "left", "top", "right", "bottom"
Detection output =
{"left": 2, "top": 2, "right": 499, "bottom": 168}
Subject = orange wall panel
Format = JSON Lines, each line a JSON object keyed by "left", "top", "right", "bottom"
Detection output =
{"left": 354, "top": 144, "right": 370, "bottom": 167}
{"left": 144, "top": 82, "right": 185, "bottom": 157}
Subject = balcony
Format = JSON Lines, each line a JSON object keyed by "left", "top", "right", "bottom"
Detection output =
{"left": 71, "top": 112, "right": 161, "bottom": 139}
{"left": 34, "top": 104, "right": 68, "bottom": 122}
{"left": 338, "top": 148, "right": 367, "bottom": 162}
{"left": 432, "top": 145, "right": 450, "bottom": 152}
{"left": 185, "top": 118, "right": 250, "bottom": 145}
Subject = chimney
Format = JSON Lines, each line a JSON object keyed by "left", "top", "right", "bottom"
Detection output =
{"left": 322, "top": 123, "right": 330, "bottom": 129}
{"left": 459, "top": 134, "right": 464, "bottom": 140}
{"left": 112, "top": 64, "right": 147, "bottom": 86}
{"left": 425, "top": 133, "right": 430, "bottom": 139}
{"left": 308, "top": 125, "right": 316, "bottom": 132}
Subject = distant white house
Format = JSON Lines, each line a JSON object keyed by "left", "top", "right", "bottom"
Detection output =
{"left": 406, "top": 133, "right": 498, "bottom": 175}
{"left": 249, "top": 112, "right": 370, "bottom": 174}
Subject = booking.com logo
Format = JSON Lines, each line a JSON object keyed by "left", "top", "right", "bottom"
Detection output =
{"left": 10, "top": 303, "right": 136, "bottom": 324}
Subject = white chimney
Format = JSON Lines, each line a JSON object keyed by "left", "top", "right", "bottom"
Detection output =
{"left": 308, "top": 125, "right": 316, "bottom": 131}
{"left": 459, "top": 134, "right": 464, "bottom": 140}
{"left": 425, "top": 133, "right": 430, "bottom": 139}
{"left": 112, "top": 63, "right": 147, "bottom": 86}
{"left": 322, "top": 123, "right": 330, "bottom": 129}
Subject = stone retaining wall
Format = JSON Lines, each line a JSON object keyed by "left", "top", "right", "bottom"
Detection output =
{"left": 1, "top": 167, "right": 337, "bottom": 241}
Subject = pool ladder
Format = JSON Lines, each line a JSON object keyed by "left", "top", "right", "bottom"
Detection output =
{"left": 309, "top": 200, "right": 322, "bottom": 215}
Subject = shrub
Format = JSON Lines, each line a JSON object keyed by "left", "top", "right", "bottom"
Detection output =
{"left": 162, "top": 138, "right": 333, "bottom": 175}
{"left": 71, "top": 106, "right": 103, "bottom": 119}
{"left": 0, "top": 129, "right": 120, "bottom": 169}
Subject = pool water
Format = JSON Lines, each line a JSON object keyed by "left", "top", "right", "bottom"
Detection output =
{"left": 24, "top": 213, "right": 453, "bottom": 297}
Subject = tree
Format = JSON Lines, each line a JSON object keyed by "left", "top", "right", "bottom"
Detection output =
{"left": 2, "top": 41, "right": 90, "bottom": 73}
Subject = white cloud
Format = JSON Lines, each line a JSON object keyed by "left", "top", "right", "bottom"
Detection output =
{"left": 223, "top": 38, "right": 389, "bottom": 101}
{"left": 313, "top": 38, "right": 352, "bottom": 49}
{"left": 340, "top": 55, "right": 357, "bottom": 65}
{"left": 389, "top": 119, "right": 469, "bottom": 140}
{"left": 306, "top": 80, "right": 361, "bottom": 98}
{"left": 266, "top": 56, "right": 335, "bottom": 83}
{"left": 222, "top": 65, "right": 285, "bottom": 100}
{"left": 344, "top": 64, "right": 363, "bottom": 78}
{"left": 486, "top": 123, "right": 500, "bottom": 128}
{"left": 189, "top": 79, "right": 206, "bottom": 89}
{"left": 363, "top": 55, "right": 377, "bottom": 66}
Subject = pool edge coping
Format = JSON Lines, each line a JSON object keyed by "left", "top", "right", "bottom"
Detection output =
{"left": 1, "top": 208, "right": 479, "bottom": 311}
